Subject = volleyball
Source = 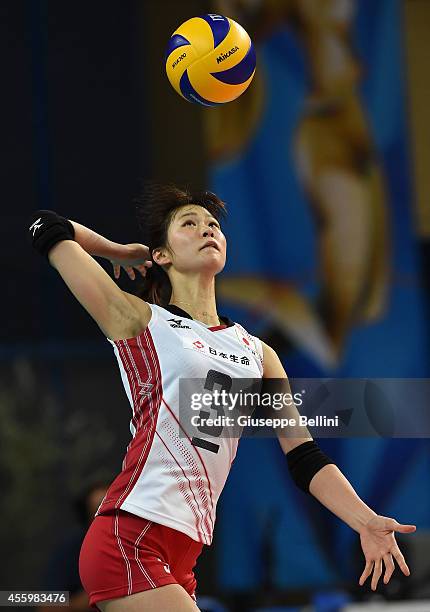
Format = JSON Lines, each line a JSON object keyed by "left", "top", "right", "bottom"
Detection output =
{"left": 165, "top": 14, "right": 256, "bottom": 106}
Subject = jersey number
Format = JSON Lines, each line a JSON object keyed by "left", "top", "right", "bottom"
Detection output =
{"left": 191, "top": 369, "right": 232, "bottom": 454}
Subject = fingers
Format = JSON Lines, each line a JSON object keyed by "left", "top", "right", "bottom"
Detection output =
{"left": 392, "top": 546, "right": 411, "bottom": 576}
{"left": 385, "top": 518, "right": 416, "bottom": 533}
{"left": 383, "top": 553, "right": 395, "bottom": 584}
{"left": 113, "top": 261, "right": 152, "bottom": 281}
{"left": 126, "top": 266, "right": 135, "bottom": 280}
{"left": 371, "top": 558, "right": 382, "bottom": 591}
{"left": 136, "top": 262, "right": 152, "bottom": 278}
{"left": 394, "top": 523, "right": 417, "bottom": 534}
{"left": 361, "top": 548, "right": 411, "bottom": 589}
{"left": 359, "top": 559, "right": 373, "bottom": 586}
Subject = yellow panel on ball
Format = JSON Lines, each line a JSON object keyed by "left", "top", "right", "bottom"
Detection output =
{"left": 172, "top": 17, "right": 215, "bottom": 56}
{"left": 166, "top": 45, "right": 199, "bottom": 94}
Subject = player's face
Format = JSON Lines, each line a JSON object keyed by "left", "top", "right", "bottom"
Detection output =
{"left": 164, "top": 204, "right": 227, "bottom": 275}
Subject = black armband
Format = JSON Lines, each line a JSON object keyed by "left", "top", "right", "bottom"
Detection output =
{"left": 28, "top": 210, "right": 75, "bottom": 258}
{"left": 286, "top": 440, "right": 334, "bottom": 493}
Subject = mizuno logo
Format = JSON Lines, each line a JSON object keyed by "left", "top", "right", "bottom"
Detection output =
{"left": 216, "top": 46, "right": 239, "bottom": 64}
{"left": 29, "top": 218, "right": 43, "bottom": 236}
{"left": 172, "top": 53, "right": 186, "bottom": 69}
{"left": 157, "top": 558, "right": 171, "bottom": 574}
{"left": 168, "top": 318, "right": 191, "bottom": 329}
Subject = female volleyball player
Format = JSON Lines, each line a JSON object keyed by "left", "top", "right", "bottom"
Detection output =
{"left": 29, "top": 184, "right": 415, "bottom": 611}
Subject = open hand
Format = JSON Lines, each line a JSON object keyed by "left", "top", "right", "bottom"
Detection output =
{"left": 110, "top": 243, "right": 152, "bottom": 280}
{"left": 359, "top": 515, "right": 416, "bottom": 590}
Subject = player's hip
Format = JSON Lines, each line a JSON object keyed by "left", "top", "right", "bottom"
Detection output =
{"left": 79, "top": 509, "right": 203, "bottom": 609}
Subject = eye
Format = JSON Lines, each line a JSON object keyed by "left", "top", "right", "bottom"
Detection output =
{"left": 209, "top": 221, "right": 220, "bottom": 229}
{"left": 183, "top": 220, "right": 196, "bottom": 226}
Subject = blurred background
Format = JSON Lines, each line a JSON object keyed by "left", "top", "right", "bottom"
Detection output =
{"left": 2, "top": 0, "right": 430, "bottom": 611}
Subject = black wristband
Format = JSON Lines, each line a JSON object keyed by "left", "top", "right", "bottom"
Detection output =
{"left": 28, "top": 210, "right": 75, "bottom": 258}
{"left": 286, "top": 440, "right": 334, "bottom": 493}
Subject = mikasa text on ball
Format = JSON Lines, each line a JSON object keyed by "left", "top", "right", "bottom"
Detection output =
{"left": 165, "top": 14, "right": 256, "bottom": 106}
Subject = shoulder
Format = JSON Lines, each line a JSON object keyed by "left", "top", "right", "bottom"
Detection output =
{"left": 234, "top": 325, "right": 282, "bottom": 377}
{"left": 260, "top": 339, "right": 276, "bottom": 359}
{"left": 260, "top": 340, "right": 277, "bottom": 368}
{"left": 260, "top": 340, "right": 287, "bottom": 378}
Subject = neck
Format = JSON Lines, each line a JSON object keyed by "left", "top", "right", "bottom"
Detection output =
{"left": 169, "top": 273, "right": 220, "bottom": 326}
{"left": 169, "top": 300, "right": 221, "bottom": 326}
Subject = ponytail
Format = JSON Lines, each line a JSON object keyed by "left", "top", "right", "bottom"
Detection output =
{"left": 137, "top": 259, "right": 172, "bottom": 307}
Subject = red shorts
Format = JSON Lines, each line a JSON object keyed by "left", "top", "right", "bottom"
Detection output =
{"left": 79, "top": 509, "right": 203, "bottom": 610}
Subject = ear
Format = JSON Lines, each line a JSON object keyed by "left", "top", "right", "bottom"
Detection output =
{"left": 152, "top": 248, "right": 171, "bottom": 266}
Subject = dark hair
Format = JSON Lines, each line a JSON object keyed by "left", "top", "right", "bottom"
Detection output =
{"left": 134, "top": 182, "right": 227, "bottom": 306}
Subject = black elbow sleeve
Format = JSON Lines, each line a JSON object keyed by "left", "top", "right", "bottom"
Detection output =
{"left": 286, "top": 441, "right": 334, "bottom": 493}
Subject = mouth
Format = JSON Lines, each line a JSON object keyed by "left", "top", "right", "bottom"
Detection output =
{"left": 200, "top": 241, "right": 219, "bottom": 251}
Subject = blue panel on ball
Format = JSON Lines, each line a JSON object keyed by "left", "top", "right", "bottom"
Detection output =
{"left": 179, "top": 70, "right": 220, "bottom": 107}
{"left": 164, "top": 34, "right": 191, "bottom": 61}
{"left": 199, "top": 14, "right": 230, "bottom": 47}
{"left": 211, "top": 42, "right": 256, "bottom": 85}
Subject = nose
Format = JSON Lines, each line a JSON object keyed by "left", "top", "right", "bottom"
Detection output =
{"left": 202, "top": 228, "right": 215, "bottom": 238}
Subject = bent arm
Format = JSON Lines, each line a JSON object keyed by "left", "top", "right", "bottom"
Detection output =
{"left": 48, "top": 241, "right": 144, "bottom": 339}
{"left": 43, "top": 217, "right": 150, "bottom": 340}
{"left": 70, "top": 221, "right": 130, "bottom": 260}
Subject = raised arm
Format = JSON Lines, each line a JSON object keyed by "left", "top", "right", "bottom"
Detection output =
{"left": 28, "top": 210, "right": 152, "bottom": 340}
{"left": 261, "top": 340, "right": 416, "bottom": 590}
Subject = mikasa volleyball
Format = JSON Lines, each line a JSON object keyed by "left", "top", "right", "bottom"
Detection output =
{"left": 165, "top": 14, "right": 256, "bottom": 106}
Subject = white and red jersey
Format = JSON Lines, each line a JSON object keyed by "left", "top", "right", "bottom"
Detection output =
{"left": 96, "top": 303, "right": 264, "bottom": 545}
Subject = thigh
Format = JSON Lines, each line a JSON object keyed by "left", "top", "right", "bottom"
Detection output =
{"left": 98, "top": 583, "right": 199, "bottom": 612}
